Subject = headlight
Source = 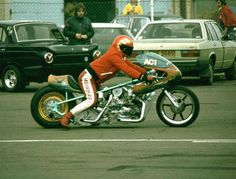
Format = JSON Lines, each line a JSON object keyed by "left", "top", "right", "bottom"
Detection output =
{"left": 44, "top": 52, "right": 54, "bottom": 64}
{"left": 84, "top": 56, "right": 89, "bottom": 62}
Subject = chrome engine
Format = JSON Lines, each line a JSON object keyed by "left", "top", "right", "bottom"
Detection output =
{"left": 77, "top": 86, "right": 149, "bottom": 124}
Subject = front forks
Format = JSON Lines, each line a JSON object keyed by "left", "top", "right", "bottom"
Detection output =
{"left": 163, "top": 89, "right": 181, "bottom": 108}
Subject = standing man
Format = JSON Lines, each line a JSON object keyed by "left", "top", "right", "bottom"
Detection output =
{"left": 216, "top": 0, "right": 236, "bottom": 38}
{"left": 63, "top": 3, "right": 94, "bottom": 45}
{"left": 122, "top": 0, "right": 143, "bottom": 16}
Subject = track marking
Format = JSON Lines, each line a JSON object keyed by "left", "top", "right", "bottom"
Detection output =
{"left": 0, "top": 139, "right": 236, "bottom": 143}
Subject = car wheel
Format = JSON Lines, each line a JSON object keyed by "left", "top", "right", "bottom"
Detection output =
{"left": 1, "top": 65, "right": 26, "bottom": 92}
{"left": 200, "top": 63, "right": 214, "bottom": 85}
{"left": 225, "top": 60, "right": 236, "bottom": 80}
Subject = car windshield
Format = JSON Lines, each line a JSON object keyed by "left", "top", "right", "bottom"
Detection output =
{"left": 14, "top": 23, "right": 64, "bottom": 42}
{"left": 113, "top": 17, "right": 130, "bottom": 26}
{"left": 138, "top": 22, "right": 202, "bottom": 39}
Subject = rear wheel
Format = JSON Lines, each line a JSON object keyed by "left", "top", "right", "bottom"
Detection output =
{"left": 30, "top": 86, "right": 76, "bottom": 128}
{"left": 225, "top": 61, "right": 236, "bottom": 80}
{"left": 200, "top": 63, "right": 214, "bottom": 85}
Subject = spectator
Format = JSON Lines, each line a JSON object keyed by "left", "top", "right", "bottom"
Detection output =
{"left": 122, "top": 0, "right": 143, "bottom": 16}
{"left": 63, "top": 3, "right": 94, "bottom": 45}
{"left": 216, "top": 0, "right": 236, "bottom": 38}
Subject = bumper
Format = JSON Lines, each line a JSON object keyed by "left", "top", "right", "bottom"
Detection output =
{"left": 172, "top": 60, "right": 208, "bottom": 76}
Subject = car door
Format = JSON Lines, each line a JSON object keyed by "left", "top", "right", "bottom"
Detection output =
{"left": 205, "top": 22, "right": 224, "bottom": 69}
{"left": 0, "top": 26, "right": 7, "bottom": 68}
{"left": 212, "top": 22, "right": 235, "bottom": 69}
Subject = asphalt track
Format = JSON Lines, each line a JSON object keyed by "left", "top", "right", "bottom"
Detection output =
{"left": 0, "top": 77, "right": 236, "bottom": 179}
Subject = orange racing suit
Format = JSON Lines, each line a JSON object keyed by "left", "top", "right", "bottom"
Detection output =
{"left": 70, "top": 45, "right": 146, "bottom": 115}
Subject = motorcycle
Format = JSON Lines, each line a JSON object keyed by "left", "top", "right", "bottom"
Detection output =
{"left": 30, "top": 52, "right": 200, "bottom": 128}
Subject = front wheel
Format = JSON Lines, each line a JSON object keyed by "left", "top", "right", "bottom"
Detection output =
{"left": 156, "top": 85, "right": 200, "bottom": 127}
{"left": 30, "top": 86, "right": 76, "bottom": 128}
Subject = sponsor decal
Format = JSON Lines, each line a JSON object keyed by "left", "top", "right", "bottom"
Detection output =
{"left": 144, "top": 58, "right": 157, "bottom": 66}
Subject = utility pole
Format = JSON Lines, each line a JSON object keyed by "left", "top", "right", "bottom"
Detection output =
{"left": 150, "top": 0, "right": 154, "bottom": 21}
{"left": 0, "top": 0, "right": 11, "bottom": 20}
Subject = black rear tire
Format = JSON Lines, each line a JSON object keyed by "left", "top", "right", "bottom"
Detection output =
{"left": 30, "top": 86, "right": 76, "bottom": 128}
{"left": 225, "top": 61, "right": 236, "bottom": 80}
{"left": 200, "top": 63, "right": 214, "bottom": 85}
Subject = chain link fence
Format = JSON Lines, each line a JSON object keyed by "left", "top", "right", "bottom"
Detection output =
{"left": 1, "top": 0, "right": 236, "bottom": 26}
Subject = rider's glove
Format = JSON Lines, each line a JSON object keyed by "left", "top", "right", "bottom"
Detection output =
{"left": 139, "top": 73, "right": 155, "bottom": 82}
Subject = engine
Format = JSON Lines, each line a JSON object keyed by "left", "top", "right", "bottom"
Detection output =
{"left": 97, "top": 87, "right": 143, "bottom": 121}
{"left": 76, "top": 85, "right": 149, "bottom": 124}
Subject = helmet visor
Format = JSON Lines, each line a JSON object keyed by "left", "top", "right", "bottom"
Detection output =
{"left": 120, "top": 44, "right": 133, "bottom": 56}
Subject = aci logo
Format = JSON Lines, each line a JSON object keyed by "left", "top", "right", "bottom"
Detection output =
{"left": 144, "top": 58, "right": 157, "bottom": 66}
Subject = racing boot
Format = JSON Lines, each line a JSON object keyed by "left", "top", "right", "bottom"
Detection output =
{"left": 59, "top": 111, "right": 74, "bottom": 128}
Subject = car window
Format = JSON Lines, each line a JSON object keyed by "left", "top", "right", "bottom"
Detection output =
{"left": 114, "top": 17, "right": 131, "bottom": 27}
{"left": 131, "top": 18, "right": 149, "bottom": 36}
{"left": 0, "top": 27, "right": 7, "bottom": 44}
{"left": 93, "top": 27, "right": 130, "bottom": 45}
{"left": 138, "top": 23, "right": 202, "bottom": 39}
{"left": 211, "top": 22, "right": 224, "bottom": 40}
{"left": 14, "top": 23, "right": 64, "bottom": 42}
{"left": 205, "top": 23, "right": 218, "bottom": 41}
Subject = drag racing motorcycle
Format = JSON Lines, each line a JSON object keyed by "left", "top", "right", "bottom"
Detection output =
{"left": 31, "top": 52, "right": 200, "bottom": 128}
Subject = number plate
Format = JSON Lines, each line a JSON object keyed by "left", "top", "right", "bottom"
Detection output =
{"left": 157, "top": 50, "right": 176, "bottom": 57}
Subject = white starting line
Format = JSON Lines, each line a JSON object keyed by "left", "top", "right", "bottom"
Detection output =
{"left": 0, "top": 139, "right": 236, "bottom": 144}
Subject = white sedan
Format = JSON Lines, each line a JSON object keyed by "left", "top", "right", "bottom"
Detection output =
{"left": 133, "top": 19, "right": 236, "bottom": 84}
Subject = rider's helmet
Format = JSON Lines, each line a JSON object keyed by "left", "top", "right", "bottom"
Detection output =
{"left": 112, "top": 35, "right": 134, "bottom": 57}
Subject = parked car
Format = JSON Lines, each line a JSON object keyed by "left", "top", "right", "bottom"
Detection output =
{"left": 91, "top": 23, "right": 132, "bottom": 54}
{"left": 151, "top": 14, "right": 183, "bottom": 21}
{"left": 0, "top": 20, "right": 98, "bottom": 92}
{"left": 112, "top": 14, "right": 183, "bottom": 37}
{"left": 111, "top": 15, "right": 151, "bottom": 37}
{"left": 133, "top": 19, "right": 236, "bottom": 84}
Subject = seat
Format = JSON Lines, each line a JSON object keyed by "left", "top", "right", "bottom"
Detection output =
{"left": 152, "top": 28, "right": 172, "bottom": 38}
{"left": 192, "top": 28, "right": 201, "bottom": 38}
{"left": 163, "top": 28, "right": 172, "bottom": 37}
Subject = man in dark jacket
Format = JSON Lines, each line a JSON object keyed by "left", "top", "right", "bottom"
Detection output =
{"left": 63, "top": 3, "right": 94, "bottom": 45}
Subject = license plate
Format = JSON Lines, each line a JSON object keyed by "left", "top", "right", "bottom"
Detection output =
{"left": 157, "top": 50, "right": 176, "bottom": 57}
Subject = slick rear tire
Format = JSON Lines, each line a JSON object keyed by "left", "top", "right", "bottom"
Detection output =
{"left": 30, "top": 86, "right": 76, "bottom": 128}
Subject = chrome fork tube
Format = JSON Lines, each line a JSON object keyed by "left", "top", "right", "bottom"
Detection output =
{"left": 164, "top": 89, "right": 180, "bottom": 108}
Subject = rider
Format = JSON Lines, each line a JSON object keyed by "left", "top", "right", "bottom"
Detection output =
{"left": 59, "top": 35, "right": 154, "bottom": 128}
